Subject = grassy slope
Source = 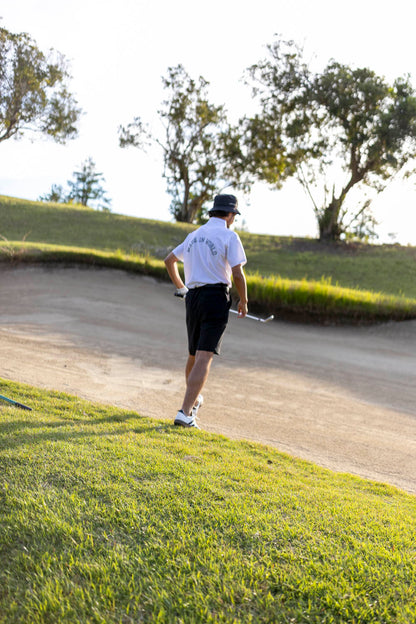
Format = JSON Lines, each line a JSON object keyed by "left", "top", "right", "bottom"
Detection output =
{"left": 1, "top": 194, "right": 416, "bottom": 298}
{"left": 0, "top": 195, "right": 193, "bottom": 259}
{"left": 2, "top": 195, "right": 416, "bottom": 323}
{"left": 241, "top": 235, "right": 416, "bottom": 298}
{"left": 1, "top": 379, "right": 415, "bottom": 623}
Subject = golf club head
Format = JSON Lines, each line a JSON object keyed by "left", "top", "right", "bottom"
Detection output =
{"left": 261, "top": 315, "right": 274, "bottom": 323}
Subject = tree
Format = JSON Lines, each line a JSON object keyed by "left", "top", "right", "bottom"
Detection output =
{"left": 66, "top": 158, "right": 111, "bottom": 210}
{"left": 0, "top": 26, "right": 81, "bottom": 144}
{"left": 119, "top": 64, "right": 232, "bottom": 223}
{"left": 38, "top": 184, "right": 66, "bottom": 203}
{"left": 39, "top": 158, "right": 111, "bottom": 211}
{"left": 241, "top": 38, "right": 416, "bottom": 241}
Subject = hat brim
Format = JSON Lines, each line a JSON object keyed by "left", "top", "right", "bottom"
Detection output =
{"left": 209, "top": 207, "right": 241, "bottom": 215}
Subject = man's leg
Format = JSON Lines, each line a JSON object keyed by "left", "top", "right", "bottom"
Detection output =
{"left": 181, "top": 350, "right": 213, "bottom": 416}
{"left": 185, "top": 354, "right": 195, "bottom": 383}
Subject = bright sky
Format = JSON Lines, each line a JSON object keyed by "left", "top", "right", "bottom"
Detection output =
{"left": 1, "top": 0, "right": 416, "bottom": 244}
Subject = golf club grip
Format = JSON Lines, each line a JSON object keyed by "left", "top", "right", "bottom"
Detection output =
{"left": 14, "top": 402, "right": 32, "bottom": 411}
{"left": 0, "top": 394, "right": 32, "bottom": 410}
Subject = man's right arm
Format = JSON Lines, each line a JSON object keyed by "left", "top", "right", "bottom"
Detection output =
{"left": 164, "top": 251, "right": 188, "bottom": 296}
{"left": 231, "top": 264, "right": 248, "bottom": 318}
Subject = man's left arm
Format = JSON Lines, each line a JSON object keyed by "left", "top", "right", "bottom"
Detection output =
{"left": 231, "top": 264, "right": 248, "bottom": 317}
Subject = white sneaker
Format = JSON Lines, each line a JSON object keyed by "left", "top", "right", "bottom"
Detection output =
{"left": 174, "top": 409, "right": 199, "bottom": 428}
{"left": 191, "top": 394, "right": 204, "bottom": 418}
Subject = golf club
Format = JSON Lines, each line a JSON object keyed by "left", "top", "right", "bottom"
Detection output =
{"left": 174, "top": 291, "right": 274, "bottom": 323}
{"left": 230, "top": 309, "right": 274, "bottom": 323}
{"left": 0, "top": 393, "right": 32, "bottom": 411}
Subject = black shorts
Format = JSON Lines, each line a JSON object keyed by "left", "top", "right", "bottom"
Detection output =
{"left": 185, "top": 284, "right": 232, "bottom": 356}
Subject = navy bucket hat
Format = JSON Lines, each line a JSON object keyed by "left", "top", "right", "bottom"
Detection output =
{"left": 209, "top": 194, "right": 241, "bottom": 215}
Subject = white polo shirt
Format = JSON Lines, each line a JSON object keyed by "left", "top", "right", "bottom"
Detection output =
{"left": 172, "top": 217, "right": 247, "bottom": 288}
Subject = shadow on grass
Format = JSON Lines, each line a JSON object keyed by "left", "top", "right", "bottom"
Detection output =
{"left": 0, "top": 411, "right": 186, "bottom": 452}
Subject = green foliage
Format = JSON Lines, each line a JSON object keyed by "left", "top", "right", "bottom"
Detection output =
{"left": 241, "top": 37, "right": 416, "bottom": 241}
{"left": 0, "top": 379, "right": 415, "bottom": 623}
{"left": 38, "top": 158, "right": 111, "bottom": 210}
{"left": 38, "top": 183, "right": 66, "bottom": 203}
{"left": 0, "top": 26, "right": 81, "bottom": 144}
{"left": 229, "top": 39, "right": 312, "bottom": 191}
{"left": 66, "top": 157, "right": 111, "bottom": 210}
{"left": 119, "top": 64, "right": 232, "bottom": 223}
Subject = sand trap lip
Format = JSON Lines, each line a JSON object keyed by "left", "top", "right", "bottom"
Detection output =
{"left": 1, "top": 264, "right": 415, "bottom": 494}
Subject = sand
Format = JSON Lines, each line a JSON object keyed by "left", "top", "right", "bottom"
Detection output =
{"left": 1, "top": 265, "right": 415, "bottom": 494}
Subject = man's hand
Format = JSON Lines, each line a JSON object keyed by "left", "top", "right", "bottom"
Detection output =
{"left": 237, "top": 300, "right": 248, "bottom": 318}
{"left": 174, "top": 286, "right": 189, "bottom": 299}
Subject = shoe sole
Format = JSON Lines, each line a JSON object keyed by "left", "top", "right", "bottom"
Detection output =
{"left": 174, "top": 420, "right": 199, "bottom": 429}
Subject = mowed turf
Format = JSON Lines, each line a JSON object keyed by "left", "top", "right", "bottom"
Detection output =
{"left": 0, "top": 380, "right": 415, "bottom": 623}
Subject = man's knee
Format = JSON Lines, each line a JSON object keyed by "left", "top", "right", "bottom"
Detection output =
{"left": 192, "top": 350, "right": 214, "bottom": 376}
{"left": 195, "top": 350, "right": 214, "bottom": 365}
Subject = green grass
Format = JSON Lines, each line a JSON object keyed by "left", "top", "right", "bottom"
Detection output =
{"left": 246, "top": 273, "right": 416, "bottom": 323}
{"left": 2, "top": 194, "right": 416, "bottom": 296}
{"left": 239, "top": 234, "right": 416, "bottom": 299}
{"left": 0, "top": 195, "right": 193, "bottom": 259}
{"left": 1, "top": 194, "right": 416, "bottom": 323}
{"left": 1, "top": 379, "right": 415, "bottom": 623}
{"left": 0, "top": 241, "right": 168, "bottom": 280}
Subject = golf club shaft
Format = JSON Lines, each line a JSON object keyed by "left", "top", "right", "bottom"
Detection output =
{"left": 0, "top": 393, "right": 32, "bottom": 411}
{"left": 229, "top": 309, "right": 274, "bottom": 323}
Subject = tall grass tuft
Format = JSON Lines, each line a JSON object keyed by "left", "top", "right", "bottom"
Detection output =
{"left": 245, "top": 273, "right": 416, "bottom": 322}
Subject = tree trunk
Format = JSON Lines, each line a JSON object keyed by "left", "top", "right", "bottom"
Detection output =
{"left": 318, "top": 196, "right": 343, "bottom": 242}
{"left": 318, "top": 151, "right": 371, "bottom": 241}
{"left": 181, "top": 181, "right": 191, "bottom": 221}
{"left": 188, "top": 197, "right": 207, "bottom": 223}
{"left": 174, "top": 196, "right": 202, "bottom": 223}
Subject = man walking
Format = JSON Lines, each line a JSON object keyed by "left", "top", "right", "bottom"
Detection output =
{"left": 164, "top": 194, "right": 248, "bottom": 428}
